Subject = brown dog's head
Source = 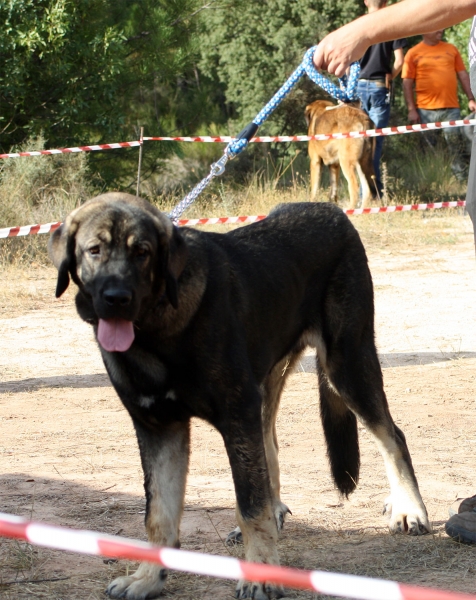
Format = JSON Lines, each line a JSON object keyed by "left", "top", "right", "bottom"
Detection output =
{"left": 48, "top": 192, "right": 187, "bottom": 352}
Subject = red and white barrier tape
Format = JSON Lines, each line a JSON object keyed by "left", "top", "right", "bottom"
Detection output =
{"left": 1, "top": 119, "right": 474, "bottom": 160}
{"left": 0, "top": 221, "right": 63, "bottom": 239}
{"left": 0, "top": 141, "right": 141, "bottom": 160}
{"left": 144, "top": 118, "right": 476, "bottom": 144}
{"left": 0, "top": 512, "right": 473, "bottom": 600}
{"left": 0, "top": 201, "right": 465, "bottom": 239}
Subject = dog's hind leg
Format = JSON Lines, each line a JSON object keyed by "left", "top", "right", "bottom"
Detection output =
{"left": 328, "top": 163, "right": 340, "bottom": 204}
{"left": 339, "top": 157, "right": 360, "bottom": 209}
{"left": 262, "top": 353, "right": 303, "bottom": 531}
{"left": 310, "top": 155, "right": 322, "bottom": 201}
{"left": 226, "top": 352, "right": 301, "bottom": 548}
{"left": 106, "top": 420, "right": 190, "bottom": 600}
{"left": 356, "top": 162, "right": 372, "bottom": 208}
{"left": 318, "top": 333, "right": 429, "bottom": 534}
{"left": 316, "top": 253, "right": 430, "bottom": 535}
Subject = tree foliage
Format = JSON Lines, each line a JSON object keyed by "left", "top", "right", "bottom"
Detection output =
{"left": 1, "top": 1, "right": 473, "bottom": 190}
{"left": 197, "top": 0, "right": 366, "bottom": 134}
{"left": 0, "top": 0, "right": 199, "bottom": 151}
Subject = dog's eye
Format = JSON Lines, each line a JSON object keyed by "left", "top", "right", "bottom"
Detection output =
{"left": 136, "top": 247, "right": 150, "bottom": 258}
{"left": 89, "top": 245, "right": 100, "bottom": 255}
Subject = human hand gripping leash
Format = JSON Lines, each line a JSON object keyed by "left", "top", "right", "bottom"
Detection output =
{"left": 168, "top": 46, "right": 360, "bottom": 221}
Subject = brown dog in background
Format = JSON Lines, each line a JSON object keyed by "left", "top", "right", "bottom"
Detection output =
{"left": 305, "top": 99, "right": 377, "bottom": 208}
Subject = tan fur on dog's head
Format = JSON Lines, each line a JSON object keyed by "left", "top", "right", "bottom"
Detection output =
{"left": 48, "top": 192, "right": 188, "bottom": 311}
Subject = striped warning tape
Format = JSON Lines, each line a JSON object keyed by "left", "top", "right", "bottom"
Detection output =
{"left": 0, "top": 141, "right": 141, "bottom": 160}
{"left": 144, "top": 118, "right": 476, "bottom": 144}
{"left": 0, "top": 201, "right": 463, "bottom": 240}
{"left": 0, "top": 512, "right": 473, "bottom": 600}
{"left": 0, "top": 119, "right": 473, "bottom": 160}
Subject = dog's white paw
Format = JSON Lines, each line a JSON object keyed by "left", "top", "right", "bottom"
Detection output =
{"left": 226, "top": 526, "right": 243, "bottom": 546}
{"left": 106, "top": 563, "right": 167, "bottom": 599}
{"left": 235, "top": 579, "right": 284, "bottom": 599}
{"left": 383, "top": 495, "right": 430, "bottom": 535}
{"left": 274, "top": 501, "right": 292, "bottom": 532}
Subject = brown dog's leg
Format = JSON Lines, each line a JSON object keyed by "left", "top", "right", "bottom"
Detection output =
{"left": 309, "top": 154, "right": 322, "bottom": 201}
{"left": 329, "top": 163, "right": 340, "bottom": 204}
{"left": 339, "top": 158, "right": 360, "bottom": 209}
{"left": 356, "top": 162, "right": 372, "bottom": 208}
{"left": 106, "top": 421, "right": 190, "bottom": 600}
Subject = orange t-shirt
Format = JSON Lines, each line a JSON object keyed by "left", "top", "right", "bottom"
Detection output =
{"left": 402, "top": 41, "right": 466, "bottom": 109}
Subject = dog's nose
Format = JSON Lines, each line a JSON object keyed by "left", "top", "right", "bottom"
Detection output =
{"left": 103, "top": 288, "right": 132, "bottom": 307}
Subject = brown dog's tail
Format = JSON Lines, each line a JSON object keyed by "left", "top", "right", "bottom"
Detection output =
{"left": 317, "top": 364, "right": 360, "bottom": 497}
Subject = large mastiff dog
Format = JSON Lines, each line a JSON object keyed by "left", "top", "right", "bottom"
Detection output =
{"left": 49, "top": 193, "right": 429, "bottom": 600}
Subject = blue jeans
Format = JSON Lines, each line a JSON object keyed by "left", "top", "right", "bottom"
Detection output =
{"left": 357, "top": 79, "right": 391, "bottom": 195}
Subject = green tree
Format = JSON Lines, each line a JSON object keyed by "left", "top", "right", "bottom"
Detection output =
{"left": 0, "top": 0, "right": 201, "bottom": 185}
{"left": 197, "top": 0, "right": 366, "bottom": 135}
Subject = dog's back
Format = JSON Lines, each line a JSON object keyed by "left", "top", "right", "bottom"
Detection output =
{"left": 188, "top": 202, "right": 372, "bottom": 389}
{"left": 305, "top": 100, "right": 376, "bottom": 208}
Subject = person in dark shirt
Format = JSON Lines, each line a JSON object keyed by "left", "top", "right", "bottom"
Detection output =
{"left": 357, "top": 0, "right": 406, "bottom": 198}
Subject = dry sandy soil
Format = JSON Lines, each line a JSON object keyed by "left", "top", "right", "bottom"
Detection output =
{"left": 1, "top": 210, "right": 476, "bottom": 599}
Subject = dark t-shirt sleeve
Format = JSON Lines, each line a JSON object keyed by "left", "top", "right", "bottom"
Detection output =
{"left": 359, "top": 39, "right": 407, "bottom": 79}
{"left": 392, "top": 38, "right": 407, "bottom": 50}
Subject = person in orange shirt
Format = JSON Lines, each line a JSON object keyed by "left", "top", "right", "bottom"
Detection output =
{"left": 402, "top": 30, "right": 476, "bottom": 178}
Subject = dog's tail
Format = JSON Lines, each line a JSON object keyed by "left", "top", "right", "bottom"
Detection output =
{"left": 318, "top": 368, "right": 360, "bottom": 497}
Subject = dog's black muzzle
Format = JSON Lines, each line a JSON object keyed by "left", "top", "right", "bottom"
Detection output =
{"left": 103, "top": 287, "right": 133, "bottom": 309}
{"left": 93, "top": 278, "right": 138, "bottom": 322}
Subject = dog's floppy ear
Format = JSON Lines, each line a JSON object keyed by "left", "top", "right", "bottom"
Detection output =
{"left": 49, "top": 199, "right": 107, "bottom": 298}
{"left": 143, "top": 205, "right": 188, "bottom": 309}
{"left": 48, "top": 204, "right": 89, "bottom": 297}
{"left": 164, "top": 226, "right": 188, "bottom": 309}
{"left": 304, "top": 104, "right": 313, "bottom": 127}
{"left": 48, "top": 226, "right": 67, "bottom": 295}
{"left": 48, "top": 223, "right": 75, "bottom": 298}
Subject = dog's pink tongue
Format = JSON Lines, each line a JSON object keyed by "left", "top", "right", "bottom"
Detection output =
{"left": 97, "top": 319, "right": 134, "bottom": 352}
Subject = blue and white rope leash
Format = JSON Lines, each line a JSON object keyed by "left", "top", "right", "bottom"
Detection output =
{"left": 169, "top": 46, "right": 360, "bottom": 221}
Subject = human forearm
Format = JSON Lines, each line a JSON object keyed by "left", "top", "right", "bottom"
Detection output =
{"left": 353, "top": 0, "right": 476, "bottom": 46}
{"left": 391, "top": 49, "right": 405, "bottom": 79}
{"left": 313, "top": 0, "right": 476, "bottom": 77}
{"left": 403, "top": 79, "right": 416, "bottom": 110}
{"left": 457, "top": 70, "right": 476, "bottom": 111}
{"left": 403, "top": 79, "right": 419, "bottom": 123}
{"left": 458, "top": 70, "right": 475, "bottom": 100}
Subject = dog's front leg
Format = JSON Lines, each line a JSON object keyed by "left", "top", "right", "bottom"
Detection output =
{"left": 221, "top": 407, "right": 284, "bottom": 600}
{"left": 107, "top": 420, "right": 190, "bottom": 600}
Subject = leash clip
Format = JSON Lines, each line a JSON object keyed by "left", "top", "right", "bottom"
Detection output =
{"left": 210, "top": 153, "right": 229, "bottom": 177}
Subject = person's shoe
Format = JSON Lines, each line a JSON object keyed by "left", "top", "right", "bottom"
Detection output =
{"left": 448, "top": 494, "right": 476, "bottom": 517}
{"left": 445, "top": 508, "right": 476, "bottom": 543}
{"left": 457, "top": 495, "right": 476, "bottom": 514}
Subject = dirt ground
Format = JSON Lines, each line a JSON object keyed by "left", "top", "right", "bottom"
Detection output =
{"left": 2, "top": 211, "right": 476, "bottom": 599}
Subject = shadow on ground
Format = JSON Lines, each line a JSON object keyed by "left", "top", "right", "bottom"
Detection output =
{"left": 295, "top": 352, "right": 476, "bottom": 373}
{"left": 3, "top": 351, "right": 476, "bottom": 394}
{"left": 0, "top": 473, "right": 475, "bottom": 600}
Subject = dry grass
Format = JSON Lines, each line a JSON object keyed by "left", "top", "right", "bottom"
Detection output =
{"left": 1, "top": 166, "right": 475, "bottom": 599}
{"left": 0, "top": 263, "right": 57, "bottom": 317}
